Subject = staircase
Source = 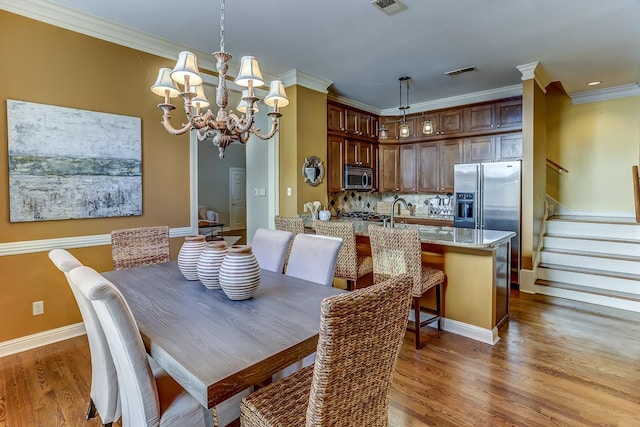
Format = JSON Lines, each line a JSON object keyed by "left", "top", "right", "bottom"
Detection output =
{"left": 536, "top": 215, "right": 640, "bottom": 312}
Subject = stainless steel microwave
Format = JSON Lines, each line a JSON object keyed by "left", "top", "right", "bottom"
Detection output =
{"left": 344, "top": 165, "right": 373, "bottom": 191}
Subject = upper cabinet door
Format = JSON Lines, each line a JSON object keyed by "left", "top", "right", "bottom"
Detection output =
{"left": 345, "top": 109, "right": 359, "bottom": 135}
{"left": 494, "top": 100, "right": 523, "bottom": 130}
{"left": 466, "top": 104, "right": 496, "bottom": 132}
{"left": 439, "top": 108, "right": 464, "bottom": 135}
{"left": 327, "top": 104, "right": 345, "bottom": 133}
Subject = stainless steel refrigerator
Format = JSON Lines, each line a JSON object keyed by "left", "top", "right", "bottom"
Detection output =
{"left": 453, "top": 160, "right": 521, "bottom": 285}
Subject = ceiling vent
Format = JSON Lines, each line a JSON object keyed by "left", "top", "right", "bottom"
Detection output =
{"left": 444, "top": 66, "right": 477, "bottom": 77}
{"left": 371, "top": 0, "right": 407, "bottom": 16}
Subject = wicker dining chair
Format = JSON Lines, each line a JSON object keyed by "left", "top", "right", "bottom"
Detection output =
{"left": 111, "top": 226, "right": 170, "bottom": 270}
{"left": 314, "top": 221, "right": 373, "bottom": 290}
{"left": 368, "top": 224, "right": 445, "bottom": 349}
{"left": 274, "top": 215, "right": 305, "bottom": 269}
{"left": 240, "top": 274, "right": 414, "bottom": 427}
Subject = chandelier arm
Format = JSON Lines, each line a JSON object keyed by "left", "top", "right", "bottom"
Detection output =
{"left": 225, "top": 112, "right": 252, "bottom": 134}
{"left": 238, "top": 132, "right": 251, "bottom": 144}
{"left": 249, "top": 113, "right": 280, "bottom": 140}
{"left": 161, "top": 115, "right": 192, "bottom": 135}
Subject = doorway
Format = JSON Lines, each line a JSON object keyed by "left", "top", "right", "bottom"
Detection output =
{"left": 229, "top": 167, "right": 246, "bottom": 231}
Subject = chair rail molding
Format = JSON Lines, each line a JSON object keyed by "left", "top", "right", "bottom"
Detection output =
{"left": 0, "top": 227, "right": 192, "bottom": 257}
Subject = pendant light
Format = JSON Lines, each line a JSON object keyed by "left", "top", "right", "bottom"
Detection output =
{"left": 398, "top": 76, "right": 410, "bottom": 138}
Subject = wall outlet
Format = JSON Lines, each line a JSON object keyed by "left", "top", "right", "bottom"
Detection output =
{"left": 32, "top": 300, "right": 44, "bottom": 316}
{"left": 287, "top": 187, "right": 292, "bottom": 196}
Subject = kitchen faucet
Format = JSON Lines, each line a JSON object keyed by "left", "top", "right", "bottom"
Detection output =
{"left": 388, "top": 197, "right": 408, "bottom": 228}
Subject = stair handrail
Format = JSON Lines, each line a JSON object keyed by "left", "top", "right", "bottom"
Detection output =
{"left": 633, "top": 165, "right": 640, "bottom": 223}
{"left": 546, "top": 158, "right": 569, "bottom": 174}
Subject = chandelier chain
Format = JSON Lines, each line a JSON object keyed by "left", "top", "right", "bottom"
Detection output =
{"left": 219, "top": 0, "right": 225, "bottom": 52}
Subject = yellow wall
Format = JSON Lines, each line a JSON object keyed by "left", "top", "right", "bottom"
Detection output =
{"left": 278, "top": 85, "right": 328, "bottom": 215}
{"left": 0, "top": 11, "right": 190, "bottom": 341}
{"left": 547, "top": 91, "right": 640, "bottom": 212}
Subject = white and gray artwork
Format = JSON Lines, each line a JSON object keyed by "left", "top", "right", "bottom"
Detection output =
{"left": 7, "top": 100, "right": 142, "bottom": 222}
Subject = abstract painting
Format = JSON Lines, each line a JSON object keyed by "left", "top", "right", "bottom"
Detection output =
{"left": 7, "top": 100, "right": 142, "bottom": 222}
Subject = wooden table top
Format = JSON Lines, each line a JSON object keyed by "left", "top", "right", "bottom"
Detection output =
{"left": 103, "top": 261, "right": 343, "bottom": 408}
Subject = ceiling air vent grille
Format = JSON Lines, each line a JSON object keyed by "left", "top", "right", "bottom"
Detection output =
{"left": 444, "top": 66, "right": 477, "bottom": 77}
{"left": 371, "top": 0, "right": 407, "bottom": 16}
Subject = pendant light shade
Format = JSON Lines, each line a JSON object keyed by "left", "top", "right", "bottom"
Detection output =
{"left": 422, "top": 119, "right": 434, "bottom": 135}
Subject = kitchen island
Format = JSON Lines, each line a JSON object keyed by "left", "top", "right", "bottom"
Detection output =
{"left": 307, "top": 216, "right": 514, "bottom": 344}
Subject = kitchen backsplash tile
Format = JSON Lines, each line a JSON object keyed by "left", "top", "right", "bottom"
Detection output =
{"left": 327, "top": 191, "right": 453, "bottom": 216}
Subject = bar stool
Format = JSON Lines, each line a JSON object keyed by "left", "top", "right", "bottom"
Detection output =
{"left": 368, "top": 224, "right": 445, "bottom": 349}
{"left": 314, "top": 221, "right": 373, "bottom": 290}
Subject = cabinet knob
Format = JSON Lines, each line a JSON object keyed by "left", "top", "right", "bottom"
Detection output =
{"left": 496, "top": 124, "right": 501, "bottom": 128}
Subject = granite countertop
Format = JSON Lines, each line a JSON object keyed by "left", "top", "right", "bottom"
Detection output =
{"left": 304, "top": 216, "right": 514, "bottom": 249}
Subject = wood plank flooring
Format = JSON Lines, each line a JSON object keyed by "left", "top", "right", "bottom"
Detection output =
{"left": 1, "top": 290, "right": 639, "bottom": 426}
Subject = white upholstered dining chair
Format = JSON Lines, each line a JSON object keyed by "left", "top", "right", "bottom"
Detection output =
{"left": 250, "top": 228, "right": 294, "bottom": 273}
{"left": 285, "top": 234, "right": 344, "bottom": 287}
{"left": 70, "top": 266, "right": 207, "bottom": 427}
{"left": 276, "top": 233, "right": 343, "bottom": 380}
{"left": 48, "top": 249, "right": 120, "bottom": 427}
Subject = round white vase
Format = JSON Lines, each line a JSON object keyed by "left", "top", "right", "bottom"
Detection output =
{"left": 219, "top": 245, "right": 261, "bottom": 300}
{"left": 177, "top": 235, "right": 206, "bottom": 281}
{"left": 196, "top": 241, "right": 228, "bottom": 289}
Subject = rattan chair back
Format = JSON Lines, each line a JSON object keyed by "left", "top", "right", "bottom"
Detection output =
{"left": 240, "top": 274, "right": 414, "bottom": 426}
{"left": 111, "top": 226, "right": 170, "bottom": 270}
{"left": 274, "top": 215, "right": 305, "bottom": 267}
{"left": 368, "top": 224, "right": 423, "bottom": 296}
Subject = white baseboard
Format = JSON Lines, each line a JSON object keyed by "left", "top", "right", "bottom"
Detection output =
{"left": 0, "top": 323, "right": 86, "bottom": 358}
{"left": 440, "top": 318, "right": 500, "bottom": 345}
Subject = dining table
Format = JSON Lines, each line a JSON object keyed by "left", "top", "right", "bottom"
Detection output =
{"left": 102, "top": 261, "right": 344, "bottom": 410}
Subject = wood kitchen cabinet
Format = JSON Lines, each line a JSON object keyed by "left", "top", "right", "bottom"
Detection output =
{"left": 328, "top": 102, "right": 378, "bottom": 141}
{"left": 466, "top": 99, "right": 522, "bottom": 133}
{"left": 378, "top": 144, "right": 400, "bottom": 192}
{"left": 464, "top": 133, "right": 522, "bottom": 162}
{"left": 345, "top": 139, "right": 374, "bottom": 167}
{"left": 417, "top": 139, "right": 463, "bottom": 193}
{"left": 399, "top": 144, "right": 418, "bottom": 192}
{"left": 421, "top": 108, "right": 465, "bottom": 138}
{"left": 327, "top": 135, "right": 345, "bottom": 192}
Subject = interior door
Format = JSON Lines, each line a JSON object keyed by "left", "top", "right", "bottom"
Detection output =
{"left": 229, "top": 167, "right": 246, "bottom": 230}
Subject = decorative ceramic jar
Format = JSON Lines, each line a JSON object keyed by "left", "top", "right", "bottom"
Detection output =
{"left": 177, "top": 235, "right": 206, "bottom": 280}
{"left": 318, "top": 209, "right": 331, "bottom": 221}
{"left": 196, "top": 241, "right": 228, "bottom": 289}
{"left": 218, "top": 245, "right": 261, "bottom": 300}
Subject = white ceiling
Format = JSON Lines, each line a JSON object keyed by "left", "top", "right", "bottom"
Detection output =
{"left": 20, "top": 0, "right": 640, "bottom": 111}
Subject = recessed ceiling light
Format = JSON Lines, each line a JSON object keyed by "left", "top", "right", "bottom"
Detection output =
{"left": 587, "top": 81, "right": 602, "bottom": 86}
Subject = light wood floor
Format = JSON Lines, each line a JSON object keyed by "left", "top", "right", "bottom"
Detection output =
{"left": 1, "top": 291, "right": 639, "bottom": 426}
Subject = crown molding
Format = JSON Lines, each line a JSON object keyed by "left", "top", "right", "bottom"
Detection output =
{"left": 569, "top": 84, "right": 640, "bottom": 105}
{"left": 0, "top": 0, "right": 286, "bottom": 82}
{"left": 516, "top": 61, "right": 551, "bottom": 93}
{"left": 328, "top": 94, "right": 380, "bottom": 114}
{"left": 379, "top": 84, "right": 523, "bottom": 116}
{"left": 280, "top": 69, "right": 332, "bottom": 94}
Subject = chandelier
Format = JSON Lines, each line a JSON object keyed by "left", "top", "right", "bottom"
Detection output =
{"left": 379, "top": 76, "right": 433, "bottom": 140}
{"left": 150, "top": 0, "right": 289, "bottom": 158}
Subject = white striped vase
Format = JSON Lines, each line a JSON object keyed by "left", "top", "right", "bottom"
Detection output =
{"left": 177, "top": 235, "right": 206, "bottom": 281}
{"left": 196, "top": 241, "right": 228, "bottom": 289}
{"left": 219, "top": 245, "right": 261, "bottom": 300}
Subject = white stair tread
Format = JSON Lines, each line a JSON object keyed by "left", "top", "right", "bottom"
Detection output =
{"left": 542, "top": 248, "right": 640, "bottom": 263}
{"left": 536, "top": 279, "right": 640, "bottom": 302}
{"left": 538, "top": 262, "right": 640, "bottom": 281}
{"left": 544, "top": 233, "right": 640, "bottom": 245}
